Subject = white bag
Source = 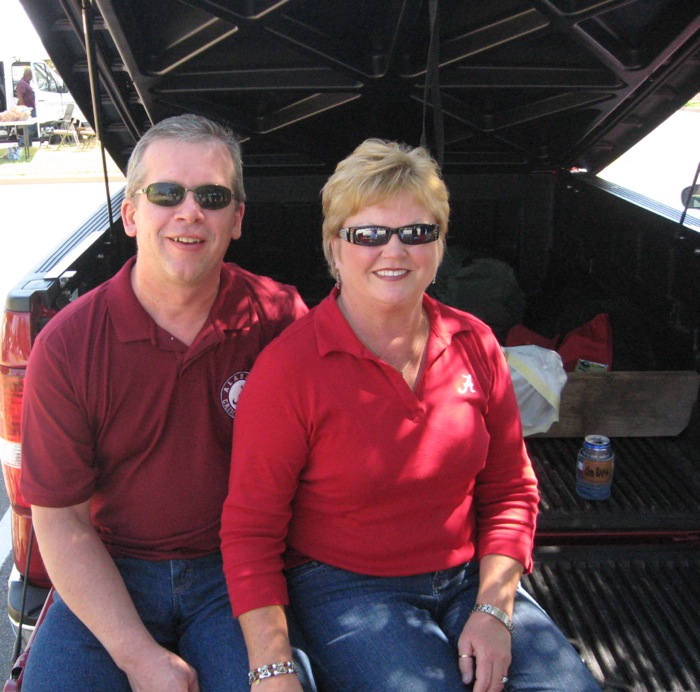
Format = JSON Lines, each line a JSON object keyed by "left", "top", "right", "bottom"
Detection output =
{"left": 503, "top": 345, "right": 567, "bottom": 436}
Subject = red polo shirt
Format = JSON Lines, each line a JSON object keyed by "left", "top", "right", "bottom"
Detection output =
{"left": 21, "top": 258, "right": 307, "bottom": 560}
{"left": 221, "top": 289, "right": 539, "bottom": 616}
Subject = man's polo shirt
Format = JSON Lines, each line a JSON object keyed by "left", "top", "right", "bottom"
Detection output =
{"left": 21, "top": 257, "right": 307, "bottom": 560}
{"left": 16, "top": 78, "right": 36, "bottom": 110}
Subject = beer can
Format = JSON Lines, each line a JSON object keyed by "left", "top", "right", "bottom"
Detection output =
{"left": 576, "top": 435, "right": 614, "bottom": 500}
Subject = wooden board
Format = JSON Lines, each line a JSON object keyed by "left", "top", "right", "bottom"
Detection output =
{"left": 535, "top": 371, "right": 700, "bottom": 438}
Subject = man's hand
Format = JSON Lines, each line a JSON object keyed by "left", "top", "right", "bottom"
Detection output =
{"left": 124, "top": 644, "right": 200, "bottom": 692}
{"left": 31, "top": 504, "right": 199, "bottom": 691}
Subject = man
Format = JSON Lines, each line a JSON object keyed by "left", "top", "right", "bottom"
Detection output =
{"left": 15, "top": 67, "right": 38, "bottom": 145}
{"left": 20, "top": 114, "right": 308, "bottom": 691}
{"left": 16, "top": 68, "right": 35, "bottom": 114}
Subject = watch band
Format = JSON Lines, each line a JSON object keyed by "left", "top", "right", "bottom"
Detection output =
{"left": 472, "top": 602, "right": 515, "bottom": 633}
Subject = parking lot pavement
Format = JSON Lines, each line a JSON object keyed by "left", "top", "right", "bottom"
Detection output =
{"left": 0, "top": 140, "right": 124, "bottom": 185}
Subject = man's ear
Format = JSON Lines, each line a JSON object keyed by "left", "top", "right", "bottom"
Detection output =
{"left": 230, "top": 202, "right": 245, "bottom": 241}
{"left": 122, "top": 197, "right": 138, "bottom": 238}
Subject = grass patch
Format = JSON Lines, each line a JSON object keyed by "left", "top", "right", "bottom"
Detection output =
{"left": 0, "top": 145, "right": 38, "bottom": 165}
{"left": 685, "top": 93, "right": 700, "bottom": 110}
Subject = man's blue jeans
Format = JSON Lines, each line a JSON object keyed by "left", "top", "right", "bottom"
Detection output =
{"left": 22, "top": 553, "right": 251, "bottom": 691}
{"left": 286, "top": 560, "right": 602, "bottom": 692}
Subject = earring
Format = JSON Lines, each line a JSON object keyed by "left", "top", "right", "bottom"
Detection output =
{"left": 432, "top": 275, "right": 437, "bottom": 285}
{"left": 335, "top": 270, "right": 341, "bottom": 290}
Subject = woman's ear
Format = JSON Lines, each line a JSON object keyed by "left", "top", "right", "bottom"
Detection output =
{"left": 330, "top": 236, "right": 342, "bottom": 266}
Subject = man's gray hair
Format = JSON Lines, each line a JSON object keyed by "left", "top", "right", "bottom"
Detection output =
{"left": 125, "top": 114, "right": 246, "bottom": 204}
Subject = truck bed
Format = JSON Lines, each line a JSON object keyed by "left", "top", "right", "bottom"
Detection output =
{"left": 525, "top": 544, "right": 700, "bottom": 692}
{"left": 525, "top": 437, "right": 700, "bottom": 691}
{"left": 529, "top": 437, "right": 700, "bottom": 536}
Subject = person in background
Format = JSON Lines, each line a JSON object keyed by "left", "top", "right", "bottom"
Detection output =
{"left": 15, "top": 67, "right": 38, "bottom": 145}
{"left": 16, "top": 68, "right": 35, "bottom": 114}
{"left": 20, "top": 114, "right": 310, "bottom": 691}
{"left": 220, "top": 139, "right": 602, "bottom": 691}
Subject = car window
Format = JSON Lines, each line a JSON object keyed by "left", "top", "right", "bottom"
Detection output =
{"left": 33, "top": 62, "right": 57, "bottom": 92}
{"left": 11, "top": 63, "right": 30, "bottom": 95}
{"left": 597, "top": 95, "right": 700, "bottom": 226}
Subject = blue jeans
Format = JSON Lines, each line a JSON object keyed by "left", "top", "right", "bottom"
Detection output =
{"left": 22, "top": 553, "right": 250, "bottom": 691}
{"left": 286, "top": 561, "right": 602, "bottom": 692}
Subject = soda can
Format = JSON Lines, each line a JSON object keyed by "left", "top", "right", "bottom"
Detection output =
{"left": 576, "top": 435, "right": 614, "bottom": 500}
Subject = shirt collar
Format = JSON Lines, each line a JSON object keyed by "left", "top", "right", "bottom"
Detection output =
{"left": 315, "top": 287, "right": 473, "bottom": 360}
{"left": 108, "top": 258, "right": 256, "bottom": 346}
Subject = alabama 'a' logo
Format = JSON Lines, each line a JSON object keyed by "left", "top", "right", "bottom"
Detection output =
{"left": 220, "top": 371, "right": 249, "bottom": 419}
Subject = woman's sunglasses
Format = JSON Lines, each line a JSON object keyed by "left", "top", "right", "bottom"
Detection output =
{"left": 339, "top": 224, "right": 440, "bottom": 246}
{"left": 136, "top": 182, "right": 234, "bottom": 210}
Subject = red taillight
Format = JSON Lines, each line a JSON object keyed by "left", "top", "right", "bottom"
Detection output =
{"left": 0, "top": 366, "right": 24, "bottom": 443}
{"left": 1, "top": 306, "right": 52, "bottom": 586}
{"left": 0, "top": 309, "right": 33, "bottom": 368}
{"left": 1, "top": 309, "right": 33, "bottom": 514}
{"left": 1, "top": 302, "right": 56, "bottom": 471}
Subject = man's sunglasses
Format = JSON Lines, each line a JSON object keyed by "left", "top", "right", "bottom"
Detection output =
{"left": 136, "top": 182, "right": 234, "bottom": 210}
{"left": 338, "top": 223, "right": 440, "bottom": 246}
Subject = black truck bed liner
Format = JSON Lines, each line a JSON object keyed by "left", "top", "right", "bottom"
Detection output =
{"left": 528, "top": 437, "right": 700, "bottom": 536}
{"left": 524, "top": 436, "right": 700, "bottom": 691}
{"left": 524, "top": 544, "right": 700, "bottom": 692}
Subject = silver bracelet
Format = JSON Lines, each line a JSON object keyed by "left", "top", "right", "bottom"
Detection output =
{"left": 248, "top": 660, "right": 298, "bottom": 686}
{"left": 472, "top": 603, "right": 515, "bottom": 634}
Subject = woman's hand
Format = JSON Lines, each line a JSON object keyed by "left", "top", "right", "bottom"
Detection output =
{"left": 457, "top": 554, "right": 523, "bottom": 690}
{"left": 457, "top": 611, "right": 511, "bottom": 691}
{"left": 239, "top": 606, "right": 304, "bottom": 691}
{"left": 248, "top": 676, "right": 304, "bottom": 691}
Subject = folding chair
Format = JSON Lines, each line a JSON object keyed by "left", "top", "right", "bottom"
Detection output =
{"left": 78, "top": 125, "right": 97, "bottom": 149}
{"left": 50, "top": 103, "right": 80, "bottom": 149}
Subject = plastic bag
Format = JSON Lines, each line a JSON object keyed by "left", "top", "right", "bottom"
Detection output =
{"left": 503, "top": 345, "right": 567, "bottom": 436}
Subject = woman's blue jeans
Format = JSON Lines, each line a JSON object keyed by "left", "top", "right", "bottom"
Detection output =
{"left": 286, "top": 561, "right": 601, "bottom": 692}
{"left": 21, "top": 553, "right": 256, "bottom": 691}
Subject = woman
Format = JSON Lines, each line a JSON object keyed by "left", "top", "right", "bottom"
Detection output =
{"left": 221, "top": 139, "right": 600, "bottom": 691}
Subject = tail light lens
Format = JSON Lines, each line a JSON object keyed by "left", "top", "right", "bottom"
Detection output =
{"left": 1, "top": 365, "right": 29, "bottom": 515}
{"left": 1, "top": 304, "right": 54, "bottom": 587}
{"left": 1, "top": 310, "right": 32, "bottom": 518}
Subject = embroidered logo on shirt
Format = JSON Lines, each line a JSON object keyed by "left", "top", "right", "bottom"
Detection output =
{"left": 220, "top": 371, "right": 249, "bottom": 418}
{"left": 457, "top": 373, "right": 477, "bottom": 395}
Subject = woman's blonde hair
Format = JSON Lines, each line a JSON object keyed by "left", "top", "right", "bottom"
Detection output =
{"left": 321, "top": 139, "right": 450, "bottom": 276}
